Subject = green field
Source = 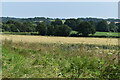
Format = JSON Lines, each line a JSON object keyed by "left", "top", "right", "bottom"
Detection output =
{"left": 2, "top": 40, "right": 120, "bottom": 78}
{"left": 1, "top": 31, "right": 120, "bottom": 38}
{"left": 92, "top": 32, "right": 120, "bottom": 37}
{"left": 70, "top": 31, "right": 120, "bottom": 37}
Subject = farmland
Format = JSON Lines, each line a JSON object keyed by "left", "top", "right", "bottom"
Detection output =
{"left": 92, "top": 32, "right": 120, "bottom": 37}
{"left": 0, "top": 34, "right": 119, "bottom": 46}
{"left": 2, "top": 31, "right": 120, "bottom": 38}
{"left": 1, "top": 34, "right": 120, "bottom": 78}
{"left": 1, "top": 16, "right": 120, "bottom": 79}
{"left": 1, "top": 2, "right": 120, "bottom": 79}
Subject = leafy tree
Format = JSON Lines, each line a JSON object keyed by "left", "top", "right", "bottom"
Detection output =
{"left": 77, "top": 21, "right": 96, "bottom": 36}
{"left": 9, "top": 24, "right": 18, "bottom": 32}
{"left": 96, "top": 20, "right": 109, "bottom": 32}
{"left": 2, "top": 24, "right": 11, "bottom": 32}
{"left": 6, "top": 20, "right": 15, "bottom": 24}
{"left": 54, "top": 25, "right": 72, "bottom": 36}
{"left": 89, "top": 21, "right": 97, "bottom": 27}
{"left": 13, "top": 21, "right": 22, "bottom": 32}
{"left": 64, "top": 18, "right": 81, "bottom": 30}
{"left": 6, "top": 20, "right": 22, "bottom": 32}
{"left": 109, "top": 22, "right": 118, "bottom": 32}
{"left": 46, "top": 25, "right": 54, "bottom": 36}
{"left": 36, "top": 22, "right": 47, "bottom": 35}
{"left": 22, "top": 22, "right": 36, "bottom": 32}
{"left": 51, "top": 19, "right": 63, "bottom": 26}
{"left": 117, "top": 25, "right": 120, "bottom": 32}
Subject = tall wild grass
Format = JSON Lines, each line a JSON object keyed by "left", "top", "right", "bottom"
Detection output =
{"left": 2, "top": 40, "right": 120, "bottom": 78}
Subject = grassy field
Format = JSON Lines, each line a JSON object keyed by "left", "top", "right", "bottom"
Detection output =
{"left": 1, "top": 31, "right": 120, "bottom": 38}
{"left": 1, "top": 32, "right": 38, "bottom": 35}
{"left": 92, "top": 32, "right": 120, "bottom": 37}
{"left": 2, "top": 39, "right": 120, "bottom": 78}
{"left": 70, "top": 31, "right": 120, "bottom": 37}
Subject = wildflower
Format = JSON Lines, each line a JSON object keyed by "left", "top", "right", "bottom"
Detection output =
{"left": 61, "top": 42, "right": 64, "bottom": 45}
{"left": 95, "top": 47, "right": 99, "bottom": 49}
{"left": 112, "top": 50, "right": 115, "bottom": 51}
{"left": 108, "top": 53, "right": 113, "bottom": 55}
{"left": 99, "top": 52, "right": 102, "bottom": 54}
{"left": 58, "top": 72, "right": 62, "bottom": 76}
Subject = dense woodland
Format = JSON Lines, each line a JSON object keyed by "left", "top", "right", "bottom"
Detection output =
{"left": 1, "top": 17, "right": 120, "bottom": 36}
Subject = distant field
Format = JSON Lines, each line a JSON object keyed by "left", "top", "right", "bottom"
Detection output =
{"left": 0, "top": 34, "right": 119, "bottom": 46}
{"left": 50, "top": 20, "right": 66, "bottom": 23}
{"left": 70, "top": 31, "right": 120, "bottom": 37}
{"left": 1, "top": 32, "right": 38, "bottom": 35}
{"left": 92, "top": 32, "right": 120, "bottom": 37}
{"left": 1, "top": 31, "right": 120, "bottom": 38}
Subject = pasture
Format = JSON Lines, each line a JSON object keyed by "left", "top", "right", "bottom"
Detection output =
{"left": 92, "top": 32, "right": 120, "bottom": 37}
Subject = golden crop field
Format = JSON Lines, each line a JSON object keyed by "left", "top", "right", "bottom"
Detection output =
{"left": 0, "top": 34, "right": 119, "bottom": 46}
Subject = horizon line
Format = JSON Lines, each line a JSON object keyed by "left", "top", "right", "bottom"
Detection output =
{"left": 1, "top": 16, "right": 119, "bottom": 19}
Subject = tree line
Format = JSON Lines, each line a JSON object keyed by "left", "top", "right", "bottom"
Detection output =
{"left": 2, "top": 17, "right": 120, "bottom": 23}
{"left": 1, "top": 18, "right": 120, "bottom": 37}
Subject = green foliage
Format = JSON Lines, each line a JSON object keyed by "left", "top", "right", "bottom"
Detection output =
{"left": 2, "top": 24, "right": 11, "bottom": 32}
{"left": 46, "top": 25, "right": 54, "bottom": 36}
{"left": 69, "top": 31, "right": 79, "bottom": 37}
{"left": 22, "top": 22, "right": 36, "bottom": 32}
{"left": 92, "top": 32, "right": 120, "bottom": 37}
{"left": 1, "top": 32, "right": 38, "bottom": 35}
{"left": 117, "top": 24, "right": 120, "bottom": 32}
{"left": 77, "top": 21, "right": 96, "bottom": 36}
{"left": 9, "top": 24, "right": 18, "bottom": 32}
{"left": 96, "top": 20, "right": 109, "bottom": 32}
{"left": 101, "top": 65, "right": 120, "bottom": 79}
{"left": 51, "top": 19, "right": 63, "bottom": 26}
{"left": 109, "top": 22, "right": 118, "bottom": 32}
{"left": 36, "top": 22, "right": 47, "bottom": 35}
{"left": 2, "top": 20, "right": 36, "bottom": 32}
{"left": 64, "top": 18, "right": 81, "bottom": 30}
{"left": 36, "top": 21, "right": 72, "bottom": 36}
{"left": 2, "top": 18, "right": 120, "bottom": 37}
{"left": 10, "top": 20, "right": 22, "bottom": 32}
{"left": 2, "top": 40, "right": 120, "bottom": 78}
{"left": 54, "top": 25, "right": 72, "bottom": 36}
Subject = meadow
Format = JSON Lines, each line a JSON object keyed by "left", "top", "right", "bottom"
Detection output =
{"left": 1, "top": 34, "right": 120, "bottom": 78}
{"left": 92, "top": 32, "right": 120, "bottom": 37}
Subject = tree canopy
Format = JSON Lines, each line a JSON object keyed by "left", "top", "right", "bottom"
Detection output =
{"left": 77, "top": 21, "right": 96, "bottom": 36}
{"left": 96, "top": 20, "right": 109, "bottom": 32}
{"left": 64, "top": 18, "right": 81, "bottom": 30}
{"left": 2, "top": 17, "right": 120, "bottom": 37}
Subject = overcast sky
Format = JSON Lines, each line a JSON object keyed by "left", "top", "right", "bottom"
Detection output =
{"left": 2, "top": 2, "right": 118, "bottom": 19}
